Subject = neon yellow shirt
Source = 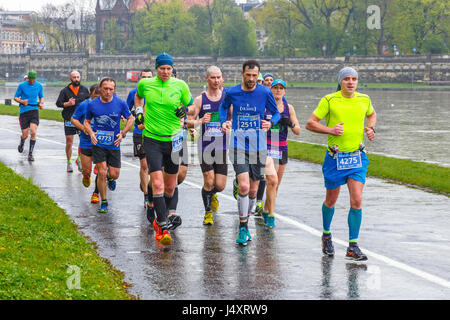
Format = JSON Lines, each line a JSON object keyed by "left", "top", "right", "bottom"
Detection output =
{"left": 313, "top": 91, "right": 374, "bottom": 152}
{"left": 137, "top": 76, "right": 193, "bottom": 141}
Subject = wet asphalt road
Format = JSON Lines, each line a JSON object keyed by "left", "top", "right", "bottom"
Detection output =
{"left": 1, "top": 115, "right": 450, "bottom": 300}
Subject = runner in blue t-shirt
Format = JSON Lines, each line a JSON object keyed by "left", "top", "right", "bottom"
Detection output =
{"left": 126, "top": 69, "right": 153, "bottom": 209}
{"left": 13, "top": 70, "right": 44, "bottom": 161}
{"left": 219, "top": 59, "right": 281, "bottom": 246}
{"left": 71, "top": 84, "right": 101, "bottom": 204}
{"left": 84, "top": 77, "right": 134, "bottom": 213}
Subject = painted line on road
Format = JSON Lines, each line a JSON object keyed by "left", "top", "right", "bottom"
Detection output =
{"left": 2, "top": 126, "right": 450, "bottom": 290}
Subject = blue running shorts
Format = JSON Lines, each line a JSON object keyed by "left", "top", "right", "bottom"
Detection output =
{"left": 322, "top": 151, "right": 369, "bottom": 190}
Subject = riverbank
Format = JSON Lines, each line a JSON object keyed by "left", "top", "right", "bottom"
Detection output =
{"left": 0, "top": 104, "right": 448, "bottom": 196}
{"left": 3, "top": 80, "right": 449, "bottom": 91}
{"left": 0, "top": 161, "right": 133, "bottom": 299}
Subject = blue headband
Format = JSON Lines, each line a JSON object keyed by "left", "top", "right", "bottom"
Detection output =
{"left": 155, "top": 52, "right": 173, "bottom": 69}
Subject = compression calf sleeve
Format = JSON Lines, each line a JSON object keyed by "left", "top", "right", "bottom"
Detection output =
{"left": 237, "top": 193, "right": 249, "bottom": 220}
{"left": 348, "top": 208, "right": 362, "bottom": 243}
{"left": 322, "top": 203, "right": 335, "bottom": 234}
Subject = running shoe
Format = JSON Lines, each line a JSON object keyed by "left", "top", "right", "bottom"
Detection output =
{"left": 203, "top": 211, "right": 214, "bottom": 225}
{"left": 93, "top": 165, "right": 98, "bottom": 175}
{"left": 67, "top": 162, "right": 73, "bottom": 172}
{"left": 322, "top": 234, "right": 335, "bottom": 257}
{"left": 345, "top": 244, "right": 368, "bottom": 261}
{"left": 146, "top": 205, "right": 155, "bottom": 224}
{"left": 18, "top": 143, "right": 24, "bottom": 153}
{"left": 152, "top": 219, "right": 172, "bottom": 245}
{"left": 210, "top": 193, "right": 219, "bottom": 212}
{"left": 90, "top": 193, "right": 99, "bottom": 204}
{"left": 75, "top": 156, "right": 82, "bottom": 172}
{"left": 236, "top": 226, "right": 252, "bottom": 246}
{"left": 254, "top": 201, "right": 264, "bottom": 216}
{"left": 82, "top": 175, "right": 91, "bottom": 188}
{"left": 262, "top": 211, "right": 269, "bottom": 224}
{"left": 232, "top": 178, "right": 239, "bottom": 200}
{"left": 97, "top": 201, "right": 108, "bottom": 214}
{"left": 27, "top": 153, "right": 34, "bottom": 162}
{"left": 265, "top": 214, "right": 275, "bottom": 229}
{"left": 107, "top": 178, "right": 116, "bottom": 191}
{"left": 167, "top": 214, "right": 182, "bottom": 231}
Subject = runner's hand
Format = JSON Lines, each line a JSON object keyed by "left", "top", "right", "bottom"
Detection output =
{"left": 175, "top": 106, "right": 188, "bottom": 118}
{"left": 22, "top": 99, "right": 28, "bottom": 106}
{"left": 261, "top": 120, "right": 271, "bottom": 132}
{"left": 201, "top": 113, "right": 211, "bottom": 124}
{"left": 38, "top": 102, "right": 44, "bottom": 110}
{"left": 331, "top": 122, "right": 344, "bottom": 136}
{"left": 222, "top": 121, "right": 231, "bottom": 134}
{"left": 280, "top": 116, "right": 294, "bottom": 128}
{"left": 90, "top": 132, "right": 98, "bottom": 145}
{"left": 114, "top": 132, "right": 123, "bottom": 147}
{"left": 365, "top": 127, "right": 375, "bottom": 141}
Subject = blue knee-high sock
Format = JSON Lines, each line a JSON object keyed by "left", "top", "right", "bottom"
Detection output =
{"left": 322, "top": 203, "right": 335, "bottom": 234}
{"left": 348, "top": 208, "right": 362, "bottom": 243}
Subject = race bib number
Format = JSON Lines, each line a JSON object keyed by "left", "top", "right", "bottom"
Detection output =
{"left": 268, "top": 149, "right": 282, "bottom": 159}
{"left": 238, "top": 115, "right": 260, "bottom": 130}
{"left": 336, "top": 151, "right": 362, "bottom": 170}
{"left": 205, "top": 122, "right": 222, "bottom": 137}
{"left": 65, "top": 120, "right": 75, "bottom": 127}
{"left": 97, "top": 130, "right": 114, "bottom": 146}
{"left": 172, "top": 132, "right": 183, "bottom": 152}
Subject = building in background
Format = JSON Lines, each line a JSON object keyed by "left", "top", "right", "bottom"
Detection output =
{"left": 0, "top": 11, "right": 35, "bottom": 54}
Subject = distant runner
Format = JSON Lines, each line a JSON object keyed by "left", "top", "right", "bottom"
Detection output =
{"left": 56, "top": 70, "right": 90, "bottom": 172}
{"left": 305, "top": 67, "right": 376, "bottom": 261}
{"left": 70, "top": 84, "right": 101, "bottom": 204}
{"left": 13, "top": 70, "right": 44, "bottom": 162}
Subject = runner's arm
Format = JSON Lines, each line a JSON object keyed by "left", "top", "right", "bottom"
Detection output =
{"left": 71, "top": 117, "right": 85, "bottom": 134}
{"left": 365, "top": 110, "right": 377, "bottom": 141}
{"left": 38, "top": 97, "right": 44, "bottom": 109}
{"left": 288, "top": 104, "right": 300, "bottom": 135}
{"left": 305, "top": 114, "right": 343, "bottom": 136}
{"left": 186, "top": 95, "right": 202, "bottom": 128}
{"left": 83, "top": 119, "right": 97, "bottom": 145}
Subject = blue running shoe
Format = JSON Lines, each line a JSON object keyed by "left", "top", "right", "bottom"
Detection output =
{"left": 107, "top": 178, "right": 116, "bottom": 191}
{"left": 322, "top": 234, "right": 335, "bottom": 256}
{"left": 262, "top": 211, "right": 269, "bottom": 224}
{"left": 97, "top": 201, "right": 108, "bottom": 214}
{"left": 346, "top": 244, "right": 368, "bottom": 261}
{"left": 265, "top": 214, "right": 275, "bottom": 229}
{"left": 236, "top": 227, "right": 252, "bottom": 246}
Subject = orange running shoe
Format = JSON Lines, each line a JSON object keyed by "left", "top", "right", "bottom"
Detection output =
{"left": 93, "top": 164, "right": 98, "bottom": 175}
{"left": 90, "top": 192, "right": 99, "bottom": 204}
{"left": 152, "top": 219, "right": 172, "bottom": 245}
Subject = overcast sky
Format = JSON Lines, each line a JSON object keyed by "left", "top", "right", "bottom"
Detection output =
{"left": 0, "top": 0, "right": 96, "bottom": 13}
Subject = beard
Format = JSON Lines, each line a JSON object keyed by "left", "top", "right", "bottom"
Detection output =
{"left": 244, "top": 80, "right": 256, "bottom": 90}
{"left": 71, "top": 81, "right": 80, "bottom": 87}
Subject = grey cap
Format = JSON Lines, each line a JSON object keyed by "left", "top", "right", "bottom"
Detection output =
{"left": 338, "top": 67, "right": 358, "bottom": 84}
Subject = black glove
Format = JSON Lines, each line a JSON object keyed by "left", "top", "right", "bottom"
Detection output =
{"left": 175, "top": 105, "right": 189, "bottom": 118}
{"left": 280, "top": 116, "right": 294, "bottom": 128}
{"left": 135, "top": 106, "right": 144, "bottom": 125}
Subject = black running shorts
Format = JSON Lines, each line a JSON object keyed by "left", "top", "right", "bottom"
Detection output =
{"left": 19, "top": 110, "right": 39, "bottom": 130}
{"left": 92, "top": 145, "right": 121, "bottom": 168}
{"left": 143, "top": 136, "right": 180, "bottom": 174}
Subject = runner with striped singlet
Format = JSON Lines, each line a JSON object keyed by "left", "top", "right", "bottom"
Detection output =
{"left": 134, "top": 53, "right": 194, "bottom": 246}
{"left": 261, "top": 79, "right": 300, "bottom": 228}
{"left": 13, "top": 70, "right": 44, "bottom": 162}
{"left": 306, "top": 67, "right": 377, "bottom": 261}
{"left": 70, "top": 84, "right": 101, "bottom": 204}
{"left": 187, "top": 66, "right": 228, "bottom": 225}
{"left": 220, "top": 59, "right": 281, "bottom": 246}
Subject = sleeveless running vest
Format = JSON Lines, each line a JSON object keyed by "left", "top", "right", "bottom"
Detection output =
{"left": 266, "top": 100, "right": 290, "bottom": 152}
{"left": 199, "top": 91, "right": 227, "bottom": 151}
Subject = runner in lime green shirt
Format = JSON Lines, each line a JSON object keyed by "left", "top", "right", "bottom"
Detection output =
{"left": 134, "top": 52, "right": 193, "bottom": 246}
{"left": 306, "top": 67, "right": 376, "bottom": 261}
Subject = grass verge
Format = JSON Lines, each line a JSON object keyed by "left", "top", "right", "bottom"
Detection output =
{"left": 0, "top": 161, "right": 133, "bottom": 299}
{"left": 287, "top": 140, "right": 450, "bottom": 197}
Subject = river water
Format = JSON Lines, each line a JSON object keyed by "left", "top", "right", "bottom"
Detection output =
{"left": 1, "top": 84, "right": 449, "bottom": 166}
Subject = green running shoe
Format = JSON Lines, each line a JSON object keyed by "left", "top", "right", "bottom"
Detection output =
{"left": 255, "top": 201, "right": 264, "bottom": 216}
{"left": 232, "top": 178, "right": 239, "bottom": 200}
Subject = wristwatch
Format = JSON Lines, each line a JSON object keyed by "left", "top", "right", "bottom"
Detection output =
{"left": 120, "top": 131, "right": 126, "bottom": 138}
{"left": 369, "top": 126, "right": 376, "bottom": 133}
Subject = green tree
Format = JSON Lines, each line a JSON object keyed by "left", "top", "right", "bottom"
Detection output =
{"left": 103, "top": 18, "right": 124, "bottom": 54}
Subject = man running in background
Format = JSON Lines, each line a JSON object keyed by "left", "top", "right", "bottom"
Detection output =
{"left": 220, "top": 59, "right": 280, "bottom": 246}
{"left": 126, "top": 69, "right": 153, "bottom": 209}
{"left": 71, "top": 84, "right": 101, "bottom": 204}
{"left": 134, "top": 52, "right": 194, "bottom": 245}
{"left": 188, "top": 66, "right": 228, "bottom": 225}
{"left": 13, "top": 70, "right": 44, "bottom": 162}
{"left": 56, "top": 70, "right": 90, "bottom": 172}
{"left": 84, "top": 77, "right": 134, "bottom": 214}
{"left": 305, "top": 67, "right": 376, "bottom": 261}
